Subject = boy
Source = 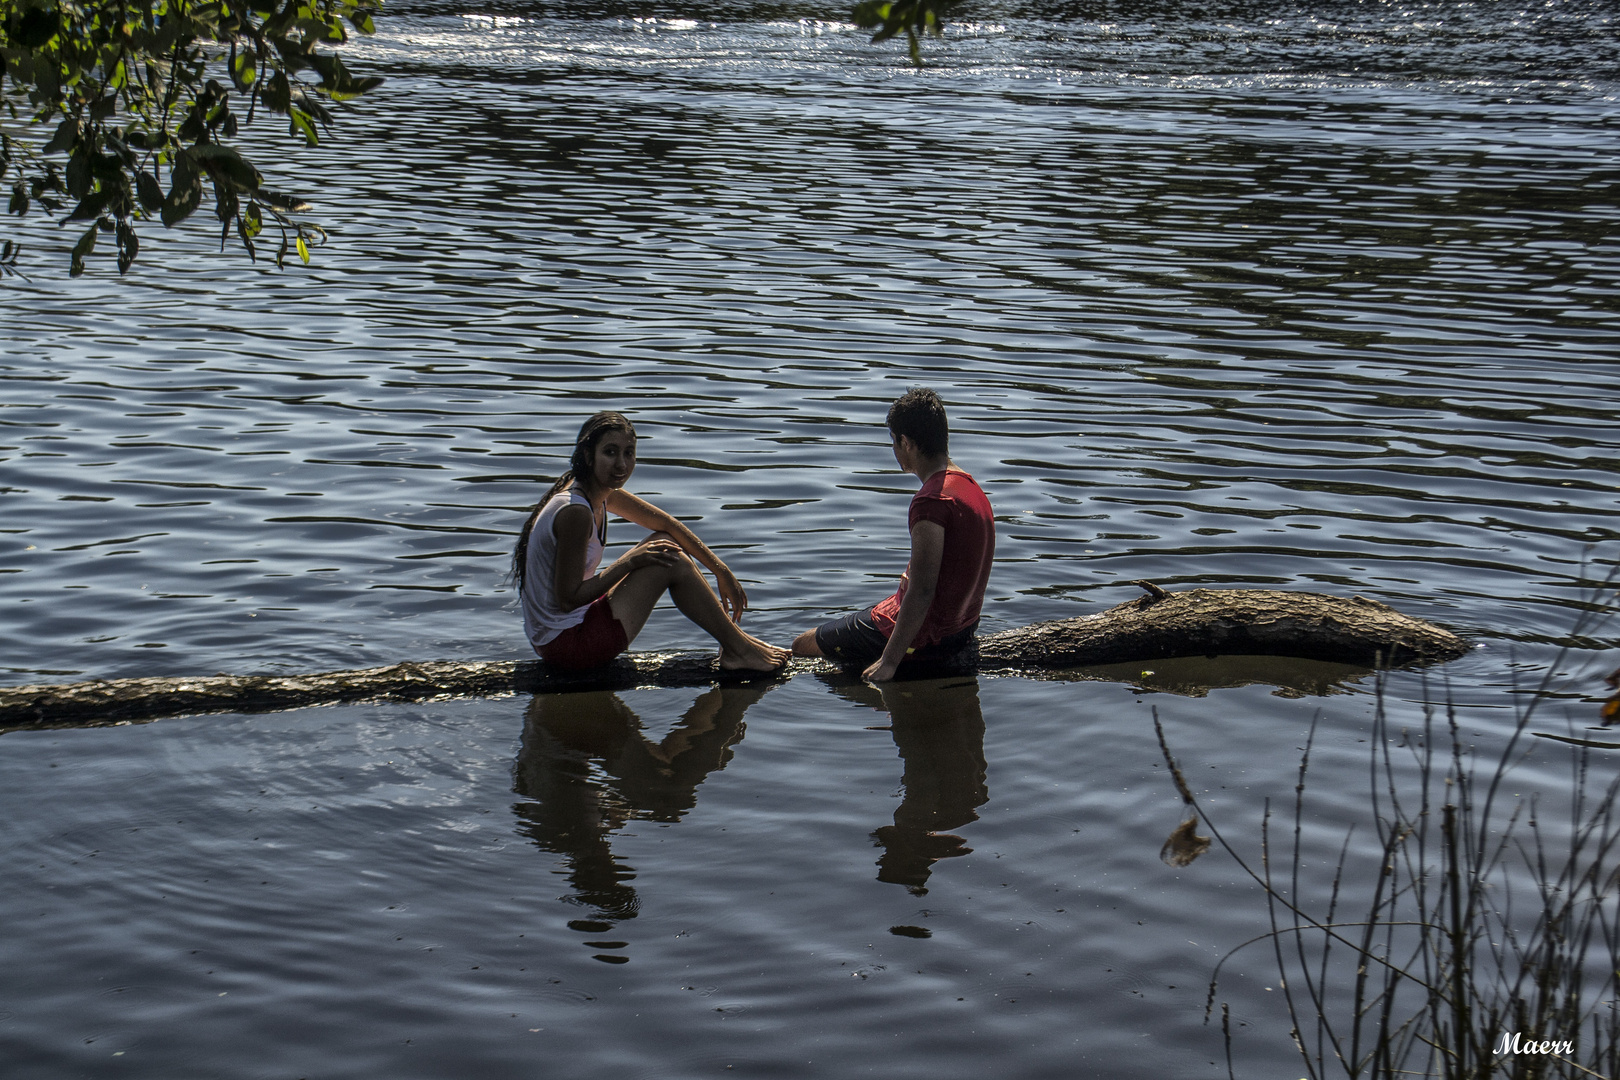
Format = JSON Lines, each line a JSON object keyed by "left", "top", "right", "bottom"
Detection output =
{"left": 792, "top": 388, "right": 995, "bottom": 682}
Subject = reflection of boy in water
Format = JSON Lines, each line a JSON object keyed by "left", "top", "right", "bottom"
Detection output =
{"left": 792, "top": 388, "right": 995, "bottom": 682}
{"left": 822, "top": 675, "right": 989, "bottom": 894}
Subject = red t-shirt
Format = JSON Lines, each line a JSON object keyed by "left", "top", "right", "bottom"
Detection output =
{"left": 870, "top": 467, "right": 995, "bottom": 648}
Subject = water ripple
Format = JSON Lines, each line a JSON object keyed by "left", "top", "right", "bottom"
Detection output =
{"left": 3, "top": 5, "right": 1617, "bottom": 679}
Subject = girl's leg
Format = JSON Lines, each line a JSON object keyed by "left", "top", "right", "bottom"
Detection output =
{"left": 599, "top": 539, "right": 673, "bottom": 643}
{"left": 606, "top": 536, "right": 789, "bottom": 671}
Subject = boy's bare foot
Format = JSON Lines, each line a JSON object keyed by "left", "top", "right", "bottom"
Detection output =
{"left": 718, "top": 636, "right": 792, "bottom": 673}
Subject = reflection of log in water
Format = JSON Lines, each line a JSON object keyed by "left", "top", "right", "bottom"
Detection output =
{"left": 824, "top": 676, "right": 989, "bottom": 895}
{"left": 511, "top": 685, "right": 767, "bottom": 957}
{"left": 0, "top": 586, "right": 1467, "bottom": 731}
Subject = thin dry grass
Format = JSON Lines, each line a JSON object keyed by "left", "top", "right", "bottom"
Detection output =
{"left": 1160, "top": 576, "right": 1620, "bottom": 1080}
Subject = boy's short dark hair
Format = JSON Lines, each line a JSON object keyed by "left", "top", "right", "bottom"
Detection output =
{"left": 887, "top": 387, "right": 949, "bottom": 457}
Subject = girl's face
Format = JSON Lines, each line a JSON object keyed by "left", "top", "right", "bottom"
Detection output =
{"left": 589, "top": 429, "right": 636, "bottom": 490}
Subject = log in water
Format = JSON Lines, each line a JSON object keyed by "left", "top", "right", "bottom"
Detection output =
{"left": 0, "top": 587, "right": 1467, "bottom": 731}
{"left": 978, "top": 585, "right": 1468, "bottom": 669}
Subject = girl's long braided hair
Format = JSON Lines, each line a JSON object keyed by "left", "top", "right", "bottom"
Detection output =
{"left": 512, "top": 411, "right": 635, "bottom": 593}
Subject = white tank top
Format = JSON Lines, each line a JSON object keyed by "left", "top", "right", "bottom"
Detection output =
{"left": 521, "top": 486, "right": 606, "bottom": 650}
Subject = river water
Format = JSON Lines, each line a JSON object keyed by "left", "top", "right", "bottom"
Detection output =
{"left": 2, "top": 1, "right": 1618, "bottom": 1076}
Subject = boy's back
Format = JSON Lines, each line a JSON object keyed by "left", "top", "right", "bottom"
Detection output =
{"left": 869, "top": 466, "right": 994, "bottom": 649}
{"left": 791, "top": 386, "right": 994, "bottom": 680}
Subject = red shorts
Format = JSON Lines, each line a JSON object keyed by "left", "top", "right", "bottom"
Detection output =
{"left": 537, "top": 597, "right": 630, "bottom": 671}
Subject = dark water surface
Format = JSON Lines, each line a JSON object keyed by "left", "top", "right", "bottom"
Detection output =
{"left": 3, "top": 1, "right": 1619, "bottom": 1076}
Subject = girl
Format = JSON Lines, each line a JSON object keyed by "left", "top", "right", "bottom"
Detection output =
{"left": 514, "top": 412, "right": 790, "bottom": 673}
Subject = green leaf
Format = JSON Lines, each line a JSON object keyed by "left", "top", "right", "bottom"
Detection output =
{"left": 43, "top": 118, "right": 78, "bottom": 155}
{"left": 136, "top": 171, "right": 163, "bottom": 212}
{"left": 1, "top": 0, "right": 381, "bottom": 272}
{"left": 14, "top": 5, "right": 58, "bottom": 49}
{"left": 257, "top": 190, "right": 311, "bottom": 213}
{"left": 344, "top": 75, "right": 384, "bottom": 98}
{"left": 325, "top": 75, "right": 383, "bottom": 102}
{"left": 852, "top": 0, "right": 890, "bottom": 29}
{"left": 66, "top": 189, "right": 111, "bottom": 221}
{"left": 161, "top": 156, "right": 204, "bottom": 226}
{"left": 193, "top": 144, "right": 262, "bottom": 192}
{"left": 103, "top": 133, "right": 138, "bottom": 169}
{"left": 303, "top": 51, "right": 384, "bottom": 101}
{"left": 288, "top": 109, "right": 318, "bottom": 147}
{"left": 852, "top": 0, "right": 956, "bottom": 62}
{"left": 306, "top": 51, "right": 344, "bottom": 86}
{"left": 35, "top": 57, "right": 60, "bottom": 102}
{"left": 231, "top": 48, "right": 257, "bottom": 88}
{"left": 116, "top": 219, "right": 139, "bottom": 273}
{"left": 262, "top": 70, "right": 292, "bottom": 112}
{"left": 294, "top": 92, "right": 335, "bottom": 128}
{"left": 178, "top": 109, "right": 206, "bottom": 144}
{"left": 69, "top": 222, "right": 97, "bottom": 277}
{"left": 64, "top": 151, "right": 90, "bottom": 199}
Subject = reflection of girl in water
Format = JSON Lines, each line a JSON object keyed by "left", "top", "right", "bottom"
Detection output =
{"left": 511, "top": 686, "right": 766, "bottom": 927}
{"left": 512, "top": 412, "right": 790, "bottom": 672}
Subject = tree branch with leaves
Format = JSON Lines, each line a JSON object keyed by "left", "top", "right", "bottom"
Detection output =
{"left": 1, "top": 0, "right": 382, "bottom": 276}
{"left": 853, "top": 0, "right": 959, "bottom": 69}
{"left": 2, "top": 0, "right": 964, "bottom": 277}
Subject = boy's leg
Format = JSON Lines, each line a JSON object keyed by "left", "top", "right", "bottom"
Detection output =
{"left": 790, "top": 628, "right": 823, "bottom": 657}
{"left": 802, "top": 609, "right": 888, "bottom": 667}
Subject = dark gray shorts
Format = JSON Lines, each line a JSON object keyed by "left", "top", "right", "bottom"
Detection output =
{"left": 813, "top": 608, "right": 979, "bottom": 667}
{"left": 813, "top": 608, "right": 891, "bottom": 665}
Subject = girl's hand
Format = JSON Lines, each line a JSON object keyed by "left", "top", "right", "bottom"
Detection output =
{"left": 715, "top": 566, "right": 748, "bottom": 623}
{"left": 630, "top": 539, "right": 683, "bottom": 571}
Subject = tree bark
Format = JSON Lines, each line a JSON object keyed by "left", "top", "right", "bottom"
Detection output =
{"left": 0, "top": 586, "right": 1467, "bottom": 732}
{"left": 975, "top": 586, "right": 1467, "bottom": 670}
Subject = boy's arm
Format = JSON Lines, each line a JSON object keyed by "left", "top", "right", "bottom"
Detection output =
{"left": 865, "top": 520, "right": 945, "bottom": 683}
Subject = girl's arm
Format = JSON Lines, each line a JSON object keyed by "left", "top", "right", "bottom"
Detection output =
{"left": 552, "top": 502, "right": 676, "bottom": 610}
{"left": 606, "top": 489, "right": 750, "bottom": 621}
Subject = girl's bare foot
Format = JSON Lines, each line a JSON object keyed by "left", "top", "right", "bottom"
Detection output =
{"left": 718, "top": 635, "right": 791, "bottom": 673}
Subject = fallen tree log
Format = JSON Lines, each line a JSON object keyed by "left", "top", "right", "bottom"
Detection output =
{"left": 975, "top": 585, "right": 1467, "bottom": 670}
{"left": 0, "top": 586, "right": 1468, "bottom": 732}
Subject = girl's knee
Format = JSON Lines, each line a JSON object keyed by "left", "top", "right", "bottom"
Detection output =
{"left": 629, "top": 548, "right": 694, "bottom": 586}
{"left": 654, "top": 537, "right": 696, "bottom": 570}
